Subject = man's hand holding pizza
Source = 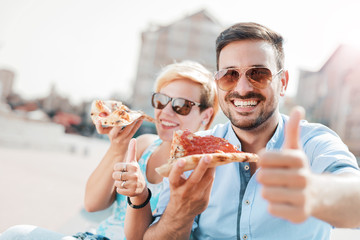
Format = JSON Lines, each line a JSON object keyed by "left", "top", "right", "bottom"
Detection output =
{"left": 159, "top": 156, "right": 216, "bottom": 239}
{"left": 147, "top": 129, "right": 258, "bottom": 238}
{"left": 256, "top": 107, "right": 316, "bottom": 224}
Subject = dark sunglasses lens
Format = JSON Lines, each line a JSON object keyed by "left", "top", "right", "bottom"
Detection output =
{"left": 172, "top": 98, "right": 192, "bottom": 115}
{"left": 245, "top": 68, "right": 272, "bottom": 89}
{"left": 152, "top": 93, "right": 170, "bottom": 109}
{"left": 217, "top": 69, "right": 239, "bottom": 91}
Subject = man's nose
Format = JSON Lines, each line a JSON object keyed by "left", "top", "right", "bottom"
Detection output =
{"left": 233, "top": 73, "right": 254, "bottom": 94}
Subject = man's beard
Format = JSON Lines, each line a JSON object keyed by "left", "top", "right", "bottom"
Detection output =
{"left": 222, "top": 91, "right": 277, "bottom": 131}
{"left": 228, "top": 107, "right": 276, "bottom": 130}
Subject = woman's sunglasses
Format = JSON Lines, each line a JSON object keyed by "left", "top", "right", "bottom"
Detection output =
{"left": 214, "top": 67, "right": 283, "bottom": 91}
{"left": 151, "top": 92, "right": 201, "bottom": 116}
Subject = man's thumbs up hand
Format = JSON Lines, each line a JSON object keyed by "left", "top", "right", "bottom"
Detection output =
{"left": 284, "top": 106, "right": 305, "bottom": 150}
{"left": 257, "top": 106, "right": 313, "bottom": 224}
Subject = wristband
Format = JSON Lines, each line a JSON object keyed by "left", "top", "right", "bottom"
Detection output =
{"left": 127, "top": 188, "right": 152, "bottom": 209}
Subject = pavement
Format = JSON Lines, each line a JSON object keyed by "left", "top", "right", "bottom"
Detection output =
{"left": 0, "top": 137, "right": 111, "bottom": 235}
{"left": 1, "top": 137, "right": 360, "bottom": 239}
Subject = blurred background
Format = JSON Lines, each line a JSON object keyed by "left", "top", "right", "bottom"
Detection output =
{"left": 0, "top": 0, "right": 359, "bottom": 238}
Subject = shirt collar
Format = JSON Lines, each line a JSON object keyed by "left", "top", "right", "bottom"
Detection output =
{"left": 266, "top": 113, "right": 286, "bottom": 150}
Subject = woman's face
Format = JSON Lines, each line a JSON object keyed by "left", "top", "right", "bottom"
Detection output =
{"left": 154, "top": 79, "right": 210, "bottom": 142}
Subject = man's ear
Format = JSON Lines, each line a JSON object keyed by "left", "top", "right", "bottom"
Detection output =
{"left": 280, "top": 70, "right": 289, "bottom": 96}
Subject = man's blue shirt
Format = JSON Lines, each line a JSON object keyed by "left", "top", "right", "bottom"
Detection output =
{"left": 153, "top": 114, "right": 359, "bottom": 240}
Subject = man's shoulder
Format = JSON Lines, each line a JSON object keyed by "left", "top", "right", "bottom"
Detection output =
{"left": 280, "top": 114, "right": 337, "bottom": 139}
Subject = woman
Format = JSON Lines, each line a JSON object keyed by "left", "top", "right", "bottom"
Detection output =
{"left": 0, "top": 61, "right": 218, "bottom": 240}
{"left": 84, "top": 60, "right": 218, "bottom": 240}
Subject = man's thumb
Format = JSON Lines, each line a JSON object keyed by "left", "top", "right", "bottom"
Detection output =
{"left": 284, "top": 106, "right": 305, "bottom": 149}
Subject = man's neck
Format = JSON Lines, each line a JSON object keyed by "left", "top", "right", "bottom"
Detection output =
{"left": 232, "top": 112, "right": 280, "bottom": 154}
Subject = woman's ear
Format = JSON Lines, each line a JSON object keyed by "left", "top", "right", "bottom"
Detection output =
{"left": 201, "top": 107, "right": 214, "bottom": 129}
{"left": 280, "top": 70, "right": 289, "bottom": 97}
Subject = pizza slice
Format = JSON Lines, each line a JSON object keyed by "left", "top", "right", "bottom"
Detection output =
{"left": 155, "top": 129, "right": 258, "bottom": 177}
{"left": 90, "top": 100, "right": 155, "bottom": 127}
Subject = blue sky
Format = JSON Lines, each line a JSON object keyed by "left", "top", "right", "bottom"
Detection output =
{"left": 0, "top": 0, "right": 359, "bottom": 103}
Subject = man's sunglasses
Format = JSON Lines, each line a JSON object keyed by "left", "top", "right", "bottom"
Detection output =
{"left": 214, "top": 67, "right": 283, "bottom": 91}
{"left": 151, "top": 92, "right": 201, "bottom": 116}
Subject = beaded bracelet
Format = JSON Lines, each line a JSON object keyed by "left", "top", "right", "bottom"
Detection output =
{"left": 127, "top": 188, "right": 152, "bottom": 209}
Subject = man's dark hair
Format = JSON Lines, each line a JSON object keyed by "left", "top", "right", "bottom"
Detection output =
{"left": 216, "top": 22, "right": 284, "bottom": 70}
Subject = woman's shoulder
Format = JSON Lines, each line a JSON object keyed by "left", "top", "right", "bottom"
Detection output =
{"left": 136, "top": 134, "right": 159, "bottom": 158}
{"left": 137, "top": 133, "right": 159, "bottom": 143}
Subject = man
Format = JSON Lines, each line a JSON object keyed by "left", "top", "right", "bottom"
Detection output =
{"left": 137, "top": 22, "right": 360, "bottom": 239}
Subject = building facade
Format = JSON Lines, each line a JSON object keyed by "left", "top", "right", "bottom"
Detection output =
{"left": 296, "top": 45, "right": 360, "bottom": 157}
{"left": 131, "top": 10, "right": 223, "bottom": 115}
{"left": 0, "top": 69, "right": 15, "bottom": 102}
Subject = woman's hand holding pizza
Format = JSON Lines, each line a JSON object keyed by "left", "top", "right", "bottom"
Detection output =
{"left": 95, "top": 119, "right": 143, "bottom": 152}
{"left": 113, "top": 138, "right": 148, "bottom": 200}
{"left": 257, "top": 107, "right": 316, "bottom": 224}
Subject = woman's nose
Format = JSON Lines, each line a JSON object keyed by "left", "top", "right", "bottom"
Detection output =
{"left": 160, "top": 101, "right": 176, "bottom": 115}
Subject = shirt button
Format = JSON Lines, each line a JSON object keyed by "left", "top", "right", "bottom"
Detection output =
{"left": 244, "top": 165, "right": 250, "bottom": 171}
{"left": 245, "top": 200, "right": 250, "bottom": 205}
{"left": 243, "top": 234, "right": 248, "bottom": 240}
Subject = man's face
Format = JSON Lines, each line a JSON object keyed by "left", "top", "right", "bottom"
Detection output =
{"left": 217, "top": 40, "right": 286, "bottom": 131}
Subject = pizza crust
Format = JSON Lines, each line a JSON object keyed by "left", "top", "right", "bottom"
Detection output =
{"left": 155, "top": 152, "right": 259, "bottom": 177}
{"left": 169, "top": 129, "right": 185, "bottom": 159}
{"left": 90, "top": 100, "right": 155, "bottom": 126}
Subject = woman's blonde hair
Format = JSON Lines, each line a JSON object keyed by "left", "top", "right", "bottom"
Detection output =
{"left": 154, "top": 60, "right": 218, "bottom": 130}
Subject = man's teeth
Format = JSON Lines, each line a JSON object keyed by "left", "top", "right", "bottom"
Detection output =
{"left": 162, "top": 120, "right": 177, "bottom": 127}
{"left": 234, "top": 100, "right": 257, "bottom": 107}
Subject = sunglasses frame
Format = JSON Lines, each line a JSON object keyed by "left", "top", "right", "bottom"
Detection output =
{"left": 151, "top": 92, "right": 202, "bottom": 116}
{"left": 214, "top": 67, "right": 283, "bottom": 91}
